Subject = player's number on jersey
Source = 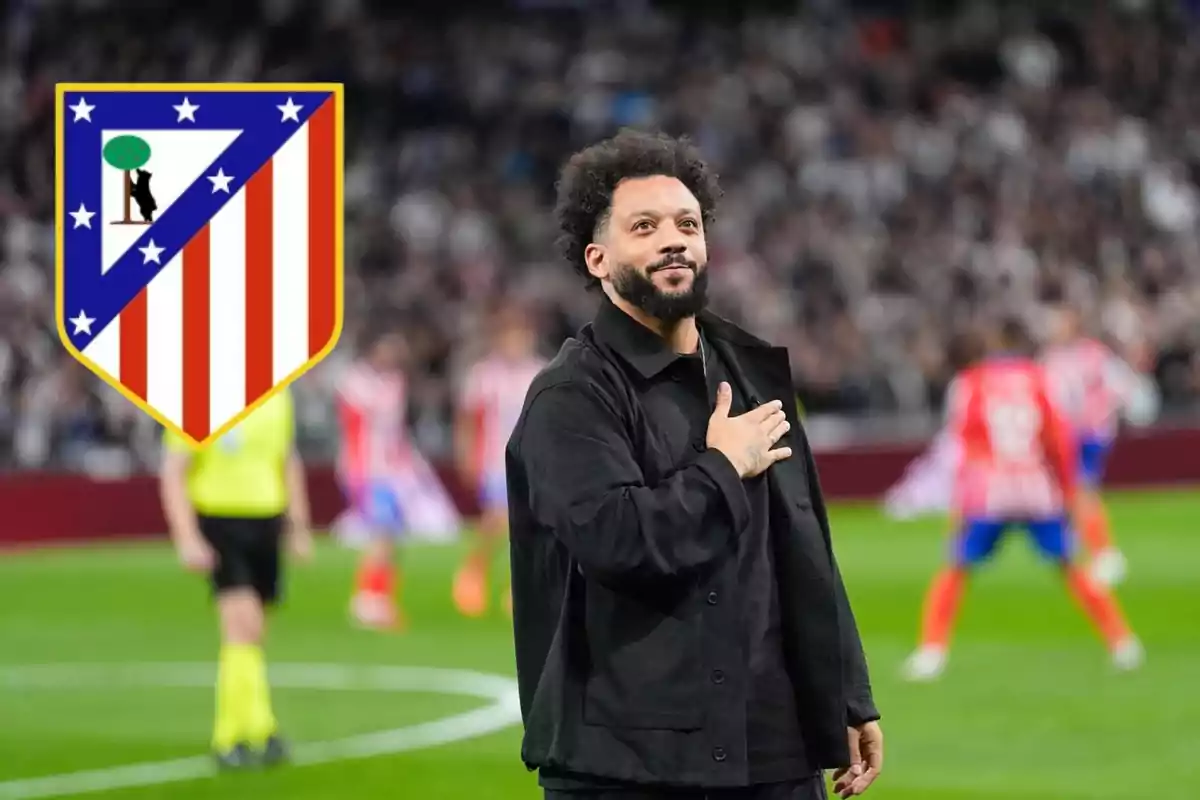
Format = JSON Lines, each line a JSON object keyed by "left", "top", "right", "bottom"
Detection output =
{"left": 985, "top": 400, "right": 1041, "bottom": 463}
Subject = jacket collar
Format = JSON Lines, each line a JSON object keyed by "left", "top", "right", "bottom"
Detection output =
{"left": 591, "top": 294, "right": 773, "bottom": 379}
{"left": 592, "top": 294, "right": 681, "bottom": 379}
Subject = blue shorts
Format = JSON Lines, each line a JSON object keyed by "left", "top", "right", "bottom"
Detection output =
{"left": 1077, "top": 437, "right": 1112, "bottom": 488}
{"left": 953, "top": 516, "right": 1075, "bottom": 567}
{"left": 479, "top": 470, "right": 507, "bottom": 512}
{"left": 344, "top": 480, "right": 406, "bottom": 536}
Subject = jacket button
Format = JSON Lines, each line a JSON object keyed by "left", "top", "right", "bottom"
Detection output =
{"left": 712, "top": 746, "right": 727, "bottom": 762}
{"left": 711, "top": 669, "right": 725, "bottom": 684}
{"left": 706, "top": 591, "right": 718, "bottom": 605}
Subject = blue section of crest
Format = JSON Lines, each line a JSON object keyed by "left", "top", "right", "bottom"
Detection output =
{"left": 60, "top": 89, "right": 335, "bottom": 350}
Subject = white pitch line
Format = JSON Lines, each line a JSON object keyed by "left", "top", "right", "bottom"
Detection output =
{"left": 0, "top": 663, "right": 522, "bottom": 800}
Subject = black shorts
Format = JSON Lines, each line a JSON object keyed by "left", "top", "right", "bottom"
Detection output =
{"left": 198, "top": 514, "right": 284, "bottom": 605}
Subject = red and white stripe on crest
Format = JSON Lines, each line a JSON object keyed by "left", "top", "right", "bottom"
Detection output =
{"left": 84, "top": 96, "right": 338, "bottom": 442}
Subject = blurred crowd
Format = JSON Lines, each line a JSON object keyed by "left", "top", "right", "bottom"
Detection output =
{"left": 3, "top": 0, "right": 1200, "bottom": 471}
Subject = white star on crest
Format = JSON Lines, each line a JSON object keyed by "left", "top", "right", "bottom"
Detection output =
{"left": 139, "top": 239, "right": 165, "bottom": 264}
{"left": 173, "top": 96, "right": 200, "bottom": 122}
{"left": 69, "top": 203, "right": 95, "bottom": 229}
{"left": 277, "top": 97, "right": 303, "bottom": 123}
{"left": 70, "top": 310, "right": 95, "bottom": 336}
{"left": 208, "top": 168, "right": 234, "bottom": 193}
{"left": 69, "top": 97, "right": 95, "bottom": 122}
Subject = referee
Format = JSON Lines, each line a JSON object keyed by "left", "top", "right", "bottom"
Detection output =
{"left": 159, "top": 386, "right": 313, "bottom": 770}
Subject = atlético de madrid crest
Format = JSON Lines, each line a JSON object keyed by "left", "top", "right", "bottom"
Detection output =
{"left": 55, "top": 83, "right": 345, "bottom": 447}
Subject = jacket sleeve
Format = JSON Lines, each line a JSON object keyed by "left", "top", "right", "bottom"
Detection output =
{"left": 515, "top": 380, "right": 750, "bottom": 584}
{"left": 802, "top": 425, "right": 880, "bottom": 726}
{"left": 831, "top": 550, "right": 880, "bottom": 725}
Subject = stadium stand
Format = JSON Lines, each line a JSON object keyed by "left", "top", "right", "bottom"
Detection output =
{"left": 2, "top": 0, "right": 1199, "bottom": 472}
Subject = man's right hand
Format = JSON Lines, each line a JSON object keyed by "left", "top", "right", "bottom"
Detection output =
{"left": 175, "top": 533, "right": 216, "bottom": 573}
{"left": 707, "top": 382, "right": 793, "bottom": 478}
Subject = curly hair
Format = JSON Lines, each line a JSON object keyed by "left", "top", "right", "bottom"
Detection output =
{"left": 553, "top": 128, "right": 723, "bottom": 290}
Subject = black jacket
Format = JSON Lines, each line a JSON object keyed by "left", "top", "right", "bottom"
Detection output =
{"left": 506, "top": 307, "right": 879, "bottom": 788}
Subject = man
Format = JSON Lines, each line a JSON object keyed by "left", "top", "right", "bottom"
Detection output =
{"left": 1041, "top": 306, "right": 1160, "bottom": 586}
{"left": 453, "top": 303, "right": 547, "bottom": 618}
{"left": 340, "top": 324, "right": 460, "bottom": 630}
{"left": 506, "top": 129, "right": 883, "bottom": 800}
{"left": 903, "top": 320, "right": 1144, "bottom": 682}
{"left": 159, "top": 387, "right": 313, "bottom": 769}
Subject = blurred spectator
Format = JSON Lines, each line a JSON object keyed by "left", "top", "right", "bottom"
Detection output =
{"left": 3, "top": 0, "right": 1200, "bottom": 470}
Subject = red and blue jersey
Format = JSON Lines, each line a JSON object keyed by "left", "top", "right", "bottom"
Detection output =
{"left": 335, "top": 361, "right": 413, "bottom": 486}
{"left": 1041, "top": 338, "right": 1139, "bottom": 444}
{"left": 458, "top": 355, "right": 545, "bottom": 479}
{"left": 946, "top": 357, "right": 1077, "bottom": 519}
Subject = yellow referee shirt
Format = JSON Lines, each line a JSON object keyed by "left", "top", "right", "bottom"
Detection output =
{"left": 164, "top": 389, "right": 296, "bottom": 517}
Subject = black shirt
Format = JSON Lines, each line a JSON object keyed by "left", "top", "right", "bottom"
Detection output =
{"left": 698, "top": 337, "right": 809, "bottom": 785}
{"left": 540, "top": 302, "right": 809, "bottom": 791}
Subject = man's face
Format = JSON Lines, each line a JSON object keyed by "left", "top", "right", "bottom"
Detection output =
{"left": 585, "top": 175, "right": 709, "bottom": 324}
{"left": 372, "top": 332, "right": 406, "bottom": 372}
{"left": 496, "top": 315, "right": 536, "bottom": 360}
{"left": 1050, "top": 307, "right": 1080, "bottom": 344}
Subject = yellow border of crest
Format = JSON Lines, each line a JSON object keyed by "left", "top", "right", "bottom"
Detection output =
{"left": 54, "top": 82, "right": 345, "bottom": 450}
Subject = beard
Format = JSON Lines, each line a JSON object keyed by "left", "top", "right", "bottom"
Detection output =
{"left": 611, "top": 256, "right": 709, "bottom": 324}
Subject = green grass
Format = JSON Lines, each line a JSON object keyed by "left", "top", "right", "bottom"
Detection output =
{"left": 1, "top": 490, "right": 1197, "bottom": 799}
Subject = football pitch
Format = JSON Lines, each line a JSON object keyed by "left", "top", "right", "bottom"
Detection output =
{"left": 1, "top": 490, "right": 1196, "bottom": 799}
